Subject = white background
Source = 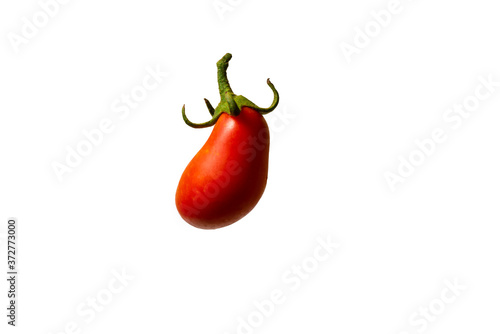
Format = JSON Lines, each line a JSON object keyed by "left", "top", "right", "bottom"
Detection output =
{"left": 1, "top": 0, "right": 500, "bottom": 333}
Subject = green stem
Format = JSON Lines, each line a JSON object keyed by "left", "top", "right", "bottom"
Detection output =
{"left": 181, "top": 53, "right": 279, "bottom": 129}
{"left": 217, "top": 53, "right": 234, "bottom": 99}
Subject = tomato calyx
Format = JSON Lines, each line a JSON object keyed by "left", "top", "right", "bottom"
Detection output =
{"left": 182, "top": 53, "right": 279, "bottom": 129}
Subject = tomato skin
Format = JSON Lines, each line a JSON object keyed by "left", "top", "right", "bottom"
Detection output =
{"left": 175, "top": 106, "right": 270, "bottom": 229}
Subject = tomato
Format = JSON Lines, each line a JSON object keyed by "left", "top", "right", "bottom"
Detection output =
{"left": 175, "top": 53, "right": 279, "bottom": 229}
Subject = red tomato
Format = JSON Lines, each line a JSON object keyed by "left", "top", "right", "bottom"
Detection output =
{"left": 175, "top": 53, "right": 279, "bottom": 229}
{"left": 176, "top": 106, "right": 270, "bottom": 229}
